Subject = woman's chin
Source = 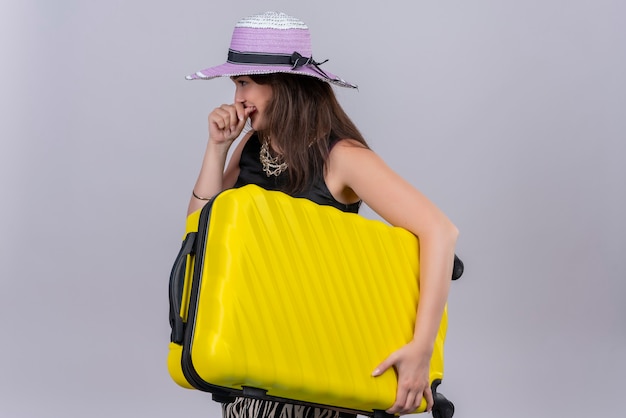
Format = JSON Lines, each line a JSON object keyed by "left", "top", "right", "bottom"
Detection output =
{"left": 249, "top": 117, "right": 266, "bottom": 131}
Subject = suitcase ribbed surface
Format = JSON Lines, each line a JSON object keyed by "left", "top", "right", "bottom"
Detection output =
{"left": 169, "top": 185, "right": 447, "bottom": 414}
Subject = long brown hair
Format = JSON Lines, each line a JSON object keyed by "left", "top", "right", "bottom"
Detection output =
{"left": 249, "top": 73, "right": 369, "bottom": 195}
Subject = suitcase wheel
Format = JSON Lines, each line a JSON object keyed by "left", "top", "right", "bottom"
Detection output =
{"left": 432, "top": 392, "right": 455, "bottom": 418}
{"left": 431, "top": 379, "right": 454, "bottom": 418}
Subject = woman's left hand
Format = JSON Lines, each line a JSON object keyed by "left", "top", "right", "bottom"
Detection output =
{"left": 372, "top": 340, "right": 433, "bottom": 415}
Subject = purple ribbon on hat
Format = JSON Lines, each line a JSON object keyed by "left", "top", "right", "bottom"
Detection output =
{"left": 227, "top": 50, "right": 332, "bottom": 81}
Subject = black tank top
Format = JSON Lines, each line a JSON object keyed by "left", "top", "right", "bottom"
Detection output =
{"left": 233, "top": 133, "right": 361, "bottom": 213}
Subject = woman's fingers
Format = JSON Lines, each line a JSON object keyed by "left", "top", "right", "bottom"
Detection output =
{"left": 208, "top": 104, "right": 248, "bottom": 142}
{"left": 387, "top": 385, "right": 431, "bottom": 415}
{"left": 221, "top": 103, "right": 239, "bottom": 131}
{"left": 211, "top": 104, "right": 236, "bottom": 130}
{"left": 424, "top": 385, "right": 434, "bottom": 412}
{"left": 372, "top": 354, "right": 395, "bottom": 377}
{"left": 387, "top": 384, "right": 425, "bottom": 414}
{"left": 373, "top": 343, "right": 433, "bottom": 415}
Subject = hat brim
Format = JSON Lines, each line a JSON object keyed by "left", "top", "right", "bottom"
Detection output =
{"left": 186, "top": 62, "right": 357, "bottom": 89}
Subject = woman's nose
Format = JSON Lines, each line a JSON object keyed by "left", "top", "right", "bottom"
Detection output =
{"left": 234, "top": 88, "right": 244, "bottom": 103}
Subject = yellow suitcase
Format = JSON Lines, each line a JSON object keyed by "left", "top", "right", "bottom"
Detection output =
{"left": 168, "top": 184, "right": 456, "bottom": 417}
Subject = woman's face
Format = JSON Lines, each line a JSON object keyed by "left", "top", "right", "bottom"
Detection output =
{"left": 232, "top": 76, "right": 273, "bottom": 131}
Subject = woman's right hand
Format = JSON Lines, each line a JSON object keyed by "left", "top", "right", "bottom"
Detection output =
{"left": 208, "top": 103, "right": 253, "bottom": 146}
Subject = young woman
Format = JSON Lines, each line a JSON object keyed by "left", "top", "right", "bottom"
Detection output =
{"left": 185, "top": 11, "right": 458, "bottom": 418}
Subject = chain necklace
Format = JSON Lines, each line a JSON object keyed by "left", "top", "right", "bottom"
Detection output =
{"left": 259, "top": 137, "right": 288, "bottom": 177}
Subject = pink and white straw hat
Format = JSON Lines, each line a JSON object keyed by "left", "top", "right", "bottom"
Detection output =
{"left": 186, "top": 11, "right": 357, "bottom": 89}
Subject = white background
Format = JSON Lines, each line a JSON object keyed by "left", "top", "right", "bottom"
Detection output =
{"left": 1, "top": 1, "right": 624, "bottom": 417}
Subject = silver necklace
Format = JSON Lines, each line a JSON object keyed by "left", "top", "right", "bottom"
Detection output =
{"left": 259, "top": 138, "right": 288, "bottom": 177}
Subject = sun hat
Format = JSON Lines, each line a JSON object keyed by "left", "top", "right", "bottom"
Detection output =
{"left": 185, "top": 11, "right": 357, "bottom": 89}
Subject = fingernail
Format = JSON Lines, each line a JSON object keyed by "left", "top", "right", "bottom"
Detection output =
{"left": 372, "top": 368, "right": 380, "bottom": 376}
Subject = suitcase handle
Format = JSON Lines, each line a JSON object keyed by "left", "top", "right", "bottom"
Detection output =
{"left": 169, "top": 232, "right": 197, "bottom": 344}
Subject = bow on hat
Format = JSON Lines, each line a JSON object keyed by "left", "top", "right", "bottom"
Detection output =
{"left": 227, "top": 50, "right": 332, "bottom": 81}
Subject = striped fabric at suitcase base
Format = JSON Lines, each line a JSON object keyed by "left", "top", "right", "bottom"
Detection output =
{"left": 168, "top": 184, "right": 459, "bottom": 418}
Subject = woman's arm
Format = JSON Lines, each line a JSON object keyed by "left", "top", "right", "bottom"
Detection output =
{"left": 327, "top": 140, "right": 459, "bottom": 414}
{"left": 187, "top": 103, "right": 253, "bottom": 215}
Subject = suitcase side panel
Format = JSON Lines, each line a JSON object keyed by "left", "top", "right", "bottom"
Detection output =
{"left": 168, "top": 342, "right": 194, "bottom": 389}
{"left": 167, "top": 206, "right": 205, "bottom": 388}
